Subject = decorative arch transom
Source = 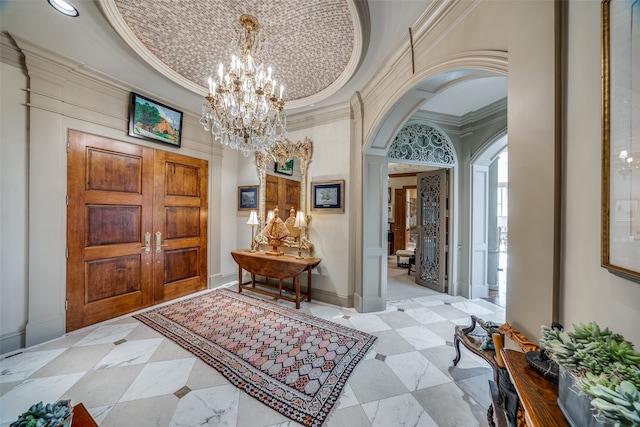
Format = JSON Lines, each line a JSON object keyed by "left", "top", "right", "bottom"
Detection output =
{"left": 388, "top": 123, "right": 455, "bottom": 165}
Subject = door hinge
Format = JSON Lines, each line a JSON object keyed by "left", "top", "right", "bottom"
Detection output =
{"left": 66, "top": 195, "right": 69, "bottom": 205}
{"left": 65, "top": 247, "right": 68, "bottom": 258}
{"left": 65, "top": 300, "right": 68, "bottom": 311}
{"left": 67, "top": 142, "right": 70, "bottom": 153}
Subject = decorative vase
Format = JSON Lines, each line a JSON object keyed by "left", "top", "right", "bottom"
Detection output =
{"left": 557, "top": 365, "right": 613, "bottom": 427}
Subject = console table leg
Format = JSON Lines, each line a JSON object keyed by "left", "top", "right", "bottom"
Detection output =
{"left": 295, "top": 275, "right": 300, "bottom": 309}
{"left": 307, "top": 268, "right": 312, "bottom": 302}
{"left": 238, "top": 266, "right": 243, "bottom": 293}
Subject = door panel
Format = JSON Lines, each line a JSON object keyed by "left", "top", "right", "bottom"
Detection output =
{"left": 416, "top": 170, "right": 447, "bottom": 292}
{"left": 471, "top": 164, "right": 489, "bottom": 298}
{"left": 265, "top": 175, "right": 279, "bottom": 211}
{"left": 393, "top": 188, "right": 406, "bottom": 251}
{"left": 283, "top": 179, "right": 300, "bottom": 211}
{"left": 153, "top": 151, "right": 208, "bottom": 303}
{"left": 67, "top": 131, "right": 154, "bottom": 331}
{"left": 67, "top": 131, "right": 208, "bottom": 331}
{"left": 86, "top": 205, "right": 141, "bottom": 246}
{"left": 85, "top": 256, "right": 141, "bottom": 302}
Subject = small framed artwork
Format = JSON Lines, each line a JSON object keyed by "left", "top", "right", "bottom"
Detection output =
{"left": 388, "top": 204, "right": 394, "bottom": 222}
{"left": 238, "top": 186, "right": 258, "bottom": 211}
{"left": 128, "top": 92, "right": 183, "bottom": 148}
{"left": 311, "top": 180, "right": 345, "bottom": 213}
{"left": 274, "top": 160, "right": 294, "bottom": 176}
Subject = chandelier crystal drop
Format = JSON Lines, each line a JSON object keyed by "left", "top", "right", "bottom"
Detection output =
{"left": 199, "top": 14, "right": 287, "bottom": 157}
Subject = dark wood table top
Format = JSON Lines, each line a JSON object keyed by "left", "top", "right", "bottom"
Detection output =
{"left": 501, "top": 349, "right": 569, "bottom": 427}
{"left": 231, "top": 249, "right": 321, "bottom": 279}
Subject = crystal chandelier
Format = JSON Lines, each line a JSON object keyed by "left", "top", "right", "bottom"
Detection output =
{"left": 200, "top": 14, "right": 287, "bottom": 156}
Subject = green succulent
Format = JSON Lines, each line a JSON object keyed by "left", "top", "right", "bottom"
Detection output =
{"left": 541, "top": 322, "right": 640, "bottom": 426}
{"left": 10, "top": 401, "right": 72, "bottom": 427}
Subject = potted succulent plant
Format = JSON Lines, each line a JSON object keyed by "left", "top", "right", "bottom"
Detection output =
{"left": 540, "top": 322, "right": 640, "bottom": 427}
{"left": 10, "top": 400, "right": 73, "bottom": 427}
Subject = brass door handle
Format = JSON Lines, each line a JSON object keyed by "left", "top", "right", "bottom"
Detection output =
{"left": 155, "top": 231, "right": 169, "bottom": 253}
{"left": 140, "top": 232, "right": 151, "bottom": 254}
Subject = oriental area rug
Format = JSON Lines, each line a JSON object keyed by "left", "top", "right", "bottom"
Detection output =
{"left": 134, "top": 288, "right": 377, "bottom": 427}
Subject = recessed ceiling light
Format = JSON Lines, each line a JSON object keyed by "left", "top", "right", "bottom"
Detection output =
{"left": 48, "top": 0, "right": 79, "bottom": 17}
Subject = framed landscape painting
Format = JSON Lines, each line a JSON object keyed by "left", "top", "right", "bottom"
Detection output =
{"left": 128, "top": 92, "right": 183, "bottom": 148}
{"left": 274, "top": 160, "right": 294, "bottom": 176}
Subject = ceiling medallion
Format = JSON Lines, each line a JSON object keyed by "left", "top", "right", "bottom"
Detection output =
{"left": 199, "top": 14, "right": 287, "bottom": 156}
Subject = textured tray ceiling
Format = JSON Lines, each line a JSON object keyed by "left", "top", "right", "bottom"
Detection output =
{"left": 100, "top": 0, "right": 363, "bottom": 109}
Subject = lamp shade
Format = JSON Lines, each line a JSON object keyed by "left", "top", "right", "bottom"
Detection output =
{"left": 266, "top": 210, "right": 275, "bottom": 223}
{"left": 294, "top": 211, "right": 307, "bottom": 228}
{"left": 246, "top": 210, "right": 259, "bottom": 225}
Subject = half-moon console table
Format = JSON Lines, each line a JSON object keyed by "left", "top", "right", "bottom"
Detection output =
{"left": 231, "top": 249, "right": 322, "bottom": 309}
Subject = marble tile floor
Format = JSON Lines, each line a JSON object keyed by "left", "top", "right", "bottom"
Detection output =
{"left": 387, "top": 256, "right": 437, "bottom": 302}
{"left": 1, "top": 284, "right": 505, "bottom": 427}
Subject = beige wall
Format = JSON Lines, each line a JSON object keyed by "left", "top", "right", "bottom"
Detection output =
{"left": 0, "top": 56, "right": 29, "bottom": 352}
{"left": 562, "top": 1, "right": 640, "bottom": 345}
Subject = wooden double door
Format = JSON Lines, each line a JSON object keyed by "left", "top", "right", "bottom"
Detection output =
{"left": 265, "top": 174, "right": 300, "bottom": 218}
{"left": 66, "top": 130, "right": 208, "bottom": 331}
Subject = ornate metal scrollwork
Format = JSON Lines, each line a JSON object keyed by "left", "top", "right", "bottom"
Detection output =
{"left": 419, "top": 173, "right": 441, "bottom": 283}
{"left": 388, "top": 123, "right": 454, "bottom": 165}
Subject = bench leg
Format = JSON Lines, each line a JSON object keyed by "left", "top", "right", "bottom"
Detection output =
{"left": 487, "top": 404, "right": 496, "bottom": 427}
{"left": 452, "top": 335, "right": 462, "bottom": 366}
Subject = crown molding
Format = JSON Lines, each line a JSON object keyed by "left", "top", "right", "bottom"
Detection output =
{"left": 286, "top": 102, "right": 351, "bottom": 131}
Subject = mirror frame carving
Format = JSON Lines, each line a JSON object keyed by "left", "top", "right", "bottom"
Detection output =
{"left": 255, "top": 137, "right": 314, "bottom": 252}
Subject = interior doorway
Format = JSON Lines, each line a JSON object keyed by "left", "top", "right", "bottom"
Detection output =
{"left": 470, "top": 135, "right": 508, "bottom": 307}
{"left": 387, "top": 167, "right": 451, "bottom": 301}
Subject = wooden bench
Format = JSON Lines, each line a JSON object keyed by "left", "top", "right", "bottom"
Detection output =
{"left": 453, "top": 316, "right": 554, "bottom": 427}
{"left": 453, "top": 316, "right": 508, "bottom": 427}
{"left": 453, "top": 315, "right": 502, "bottom": 383}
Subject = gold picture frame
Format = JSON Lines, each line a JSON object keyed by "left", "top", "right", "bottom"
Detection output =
{"left": 601, "top": 0, "right": 640, "bottom": 281}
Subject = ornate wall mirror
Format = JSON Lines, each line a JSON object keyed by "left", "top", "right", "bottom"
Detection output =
{"left": 601, "top": 0, "right": 640, "bottom": 282}
{"left": 255, "top": 137, "right": 314, "bottom": 252}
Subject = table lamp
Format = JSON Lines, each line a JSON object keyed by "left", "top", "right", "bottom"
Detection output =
{"left": 294, "top": 211, "right": 307, "bottom": 259}
{"left": 246, "top": 210, "right": 259, "bottom": 252}
{"left": 266, "top": 209, "right": 274, "bottom": 225}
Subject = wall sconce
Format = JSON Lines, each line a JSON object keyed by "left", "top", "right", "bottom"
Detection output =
{"left": 294, "top": 211, "right": 307, "bottom": 259}
{"left": 246, "top": 210, "right": 259, "bottom": 252}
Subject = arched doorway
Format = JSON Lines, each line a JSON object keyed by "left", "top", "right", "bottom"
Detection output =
{"left": 387, "top": 122, "right": 458, "bottom": 298}
{"left": 356, "top": 66, "right": 507, "bottom": 313}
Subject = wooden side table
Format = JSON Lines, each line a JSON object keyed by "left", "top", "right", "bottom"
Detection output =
{"left": 230, "top": 249, "right": 321, "bottom": 309}
{"left": 72, "top": 403, "right": 98, "bottom": 427}
{"left": 501, "top": 349, "right": 569, "bottom": 427}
